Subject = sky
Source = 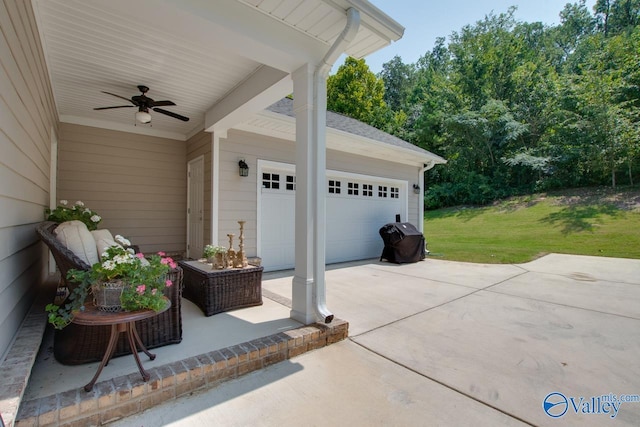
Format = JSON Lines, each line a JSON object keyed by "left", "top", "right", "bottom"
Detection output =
{"left": 343, "top": 0, "right": 598, "bottom": 74}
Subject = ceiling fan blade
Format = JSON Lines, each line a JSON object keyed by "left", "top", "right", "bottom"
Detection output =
{"left": 101, "top": 91, "right": 135, "bottom": 104}
{"left": 153, "top": 108, "right": 190, "bottom": 122}
{"left": 93, "top": 105, "right": 134, "bottom": 110}
{"left": 151, "top": 100, "right": 176, "bottom": 107}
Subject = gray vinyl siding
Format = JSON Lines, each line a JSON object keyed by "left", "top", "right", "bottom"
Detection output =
{"left": 57, "top": 123, "right": 187, "bottom": 255}
{"left": 0, "top": 0, "right": 58, "bottom": 360}
{"left": 186, "top": 130, "right": 211, "bottom": 245}
{"left": 217, "top": 129, "right": 422, "bottom": 257}
{"left": 216, "top": 130, "right": 267, "bottom": 253}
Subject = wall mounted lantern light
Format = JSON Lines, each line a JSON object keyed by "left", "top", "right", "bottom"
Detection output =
{"left": 413, "top": 184, "right": 421, "bottom": 194}
{"left": 238, "top": 159, "right": 249, "bottom": 177}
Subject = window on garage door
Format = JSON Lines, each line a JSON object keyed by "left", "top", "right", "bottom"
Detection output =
{"left": 328, "top": 179, "right": 341, "bottom": 194}
{"left": 262, "top": 172, "right": 296, "bottom": 192}
{"left": 347, "top": 182, "right": 359, "bottom": 195}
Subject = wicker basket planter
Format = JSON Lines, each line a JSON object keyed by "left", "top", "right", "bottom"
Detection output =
{"left": 92, "top": 280, "right": 126, "bottom": 312}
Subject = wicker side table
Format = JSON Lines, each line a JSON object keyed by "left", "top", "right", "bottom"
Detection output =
{"left": 179, "top": 261, "right": 263, "bottom": 317}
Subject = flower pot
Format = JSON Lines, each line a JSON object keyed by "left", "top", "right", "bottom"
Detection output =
{"left": 92, "top": 280, "right": 126, "bottom": 312}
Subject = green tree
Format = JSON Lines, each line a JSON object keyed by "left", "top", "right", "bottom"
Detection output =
{"left": 378, "top": 55, "right": 416, "bottom": 112}
{"left": 555, "top": 0, "right": 597, "bottom": 59}
{"left": 444, "top": 99, "right": 528, "bottom": 174}
{"left": 407, "top": 38, "right": 461, "bottom": 150}
{"left": 595, "top": 0, "right": 640, "bottom": 36}
{"left": 550, "top": 27, "right": 640, "bottom": 188}
{"left": 447, "top": 7, "right": 529, "bottom": 109}
{"left": 327, "top": 57, "right": 396, "bottom": 131}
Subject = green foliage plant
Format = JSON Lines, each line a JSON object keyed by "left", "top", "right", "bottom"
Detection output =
{"left": 45, "top": 200, "right": 102, "bottom": 231}
{"left": 203, "top": 244, "right": 226, "bottom": 259}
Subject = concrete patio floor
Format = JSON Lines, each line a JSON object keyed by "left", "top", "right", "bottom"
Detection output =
{"left": 110, "top": 254, "right": 640, "bottom": 426}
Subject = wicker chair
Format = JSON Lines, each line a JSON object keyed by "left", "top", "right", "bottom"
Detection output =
{"left": 36, "top": 221, "right": 183, "bottom": 365}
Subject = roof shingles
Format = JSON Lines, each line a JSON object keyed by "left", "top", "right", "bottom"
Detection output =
{"left": 266, "top": 98, "right": 446, "bottom": 163}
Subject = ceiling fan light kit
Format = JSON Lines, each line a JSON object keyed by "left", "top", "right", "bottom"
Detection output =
{"left": 135, "top": 110, "right": 152, "bottom": 124}
{"left": 94, "top": 85, "right": 189, "bottom": 125}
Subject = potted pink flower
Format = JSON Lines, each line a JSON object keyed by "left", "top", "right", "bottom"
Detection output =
{"left": 46, "top": 245, "right": 178, "bottom": 328}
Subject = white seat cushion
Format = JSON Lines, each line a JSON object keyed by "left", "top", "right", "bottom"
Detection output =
{"left": 91, "top": 229, "right": 114, "bottom": 244}
{"left": 95, "top": 238, "right": 123, "bottom": 261}
{"left": 54, "top": 220, "right": 100, "bottom": 266}
{"left": 92, "top": 229, "right": 118, "bottom": 261}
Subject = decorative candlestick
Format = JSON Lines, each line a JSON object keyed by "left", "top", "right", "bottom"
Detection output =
{"left": 227, "top": 234, "right": 236, "bottom": 269}
{"left": 237, "top": 220, "right": 248, "bottom": 268}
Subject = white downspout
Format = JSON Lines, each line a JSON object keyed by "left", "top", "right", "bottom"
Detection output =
{"left": 312, "top": 7, "right": 360, "bottom": 323}
{"left": 419, "top": 161, "right": 435, "bottom": 233}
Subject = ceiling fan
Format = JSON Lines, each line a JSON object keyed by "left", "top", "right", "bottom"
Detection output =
{"left": 94, "top": 85, "right": 189, "bottom": 123}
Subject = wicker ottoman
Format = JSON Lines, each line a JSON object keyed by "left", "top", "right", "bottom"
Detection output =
{"left": 179, "top": 260, "right": 263, "bottom": 316}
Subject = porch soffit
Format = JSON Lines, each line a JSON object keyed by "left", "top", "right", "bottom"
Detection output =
{"left": 31, "top": 0, "right": 403, "bottom": 141}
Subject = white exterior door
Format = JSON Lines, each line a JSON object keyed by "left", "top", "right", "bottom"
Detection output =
{"left": 187, "top": 156, "right": 204, "bottom": 259}
{"left": 259, "top": 161, "right": 407, "bottom": 271}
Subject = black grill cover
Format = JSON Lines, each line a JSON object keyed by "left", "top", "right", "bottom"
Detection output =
{"left": 379, "top": 222, "right": 425, "bottom": 264}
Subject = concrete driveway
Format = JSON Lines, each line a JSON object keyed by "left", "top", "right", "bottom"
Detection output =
{"left": 113, "top": 254, "right": 640, "bottom": 426}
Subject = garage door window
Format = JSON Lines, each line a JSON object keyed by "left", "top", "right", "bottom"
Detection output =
{"left": 378, "top": 185, "right": 388, "bottom": 198}
{"left": 390, "top": 187, "right": 399, "bottom": 199}
{"left": 348, "top": 182, "right": 359, "bottom": 195}
{"left": 286, "top": 175, "right": 296, "bottom": 191}
{"left": 329, "top": 180, "right": 341, "bottom": 194}
{"left": 263, "top": 173, "right": 280, "bottom": 189}
{"left": 363, "top": 184, "right": 373, "bottom": 197}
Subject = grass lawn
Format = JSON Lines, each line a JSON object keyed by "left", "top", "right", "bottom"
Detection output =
{"left": 423, "top": 187, "right": 640, "bottom": 264}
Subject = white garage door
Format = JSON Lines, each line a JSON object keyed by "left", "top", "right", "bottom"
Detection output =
{"left": 259, "top": 162, "right": 407, "bottom": 271}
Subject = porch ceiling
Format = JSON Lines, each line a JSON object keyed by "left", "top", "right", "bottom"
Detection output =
{"left": 32, "top": 0, "right": 403, "bottom": 141}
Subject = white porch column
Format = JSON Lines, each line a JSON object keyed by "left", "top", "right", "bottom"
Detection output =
{"left": 289, "top": 8, "right": 360, "bottom": 325}
{"left": 290, "top": 63, "right": 332, "bottom": 324}
{"left": 211, "top": 129, "right": 226, "bottom": 246}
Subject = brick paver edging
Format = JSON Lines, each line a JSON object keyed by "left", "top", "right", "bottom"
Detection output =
{"left": 15, "top": 319, "right": 349, "bottom": 426}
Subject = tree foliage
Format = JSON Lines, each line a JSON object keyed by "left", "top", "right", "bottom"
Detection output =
{"left": 327, "top": 1, "right": 640, "bottom": 208}
{"left": 327, "top": 57, "right": 405, "bottom": 133}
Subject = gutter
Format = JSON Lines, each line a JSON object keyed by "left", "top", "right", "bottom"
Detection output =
{"left": 312, "top": 7, "right": 361, "bottom": 323}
